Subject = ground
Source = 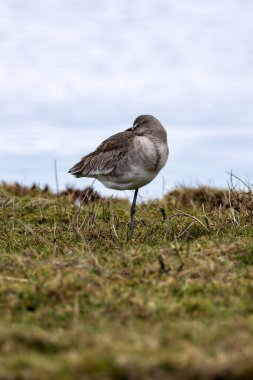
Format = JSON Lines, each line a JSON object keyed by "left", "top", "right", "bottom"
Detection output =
{"left": 0, "top": 180, "right": 252, "bottom": 380}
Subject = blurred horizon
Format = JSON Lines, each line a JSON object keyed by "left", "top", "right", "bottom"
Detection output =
{"left": 0, "top": 0, "right": 252, "bottom": 198}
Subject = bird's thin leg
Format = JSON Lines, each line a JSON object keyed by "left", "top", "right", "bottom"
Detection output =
{"left": 129, "top": 189, "right": 138, "bottom": 239}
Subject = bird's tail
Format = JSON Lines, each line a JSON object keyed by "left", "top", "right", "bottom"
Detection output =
{"left": 68, "top": 160, "right": 85, "bottom": 178}
{"left": 68, "top": 152, "right": 95, "bottom": 178}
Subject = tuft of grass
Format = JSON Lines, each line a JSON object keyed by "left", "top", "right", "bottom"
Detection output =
{"left": 0, "top": 180, "right": 253, "bottom": 379}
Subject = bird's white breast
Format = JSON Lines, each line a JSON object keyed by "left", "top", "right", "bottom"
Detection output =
{"left": 134, "top": 135, "right": 168, "bottom": 171}
{"left": 134, "top": 136, "right": 157, "bottom": 165}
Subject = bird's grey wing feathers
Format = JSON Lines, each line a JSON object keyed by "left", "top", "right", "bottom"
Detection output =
{"left": 68, "top": 132, "right": 132, "bottom": 178}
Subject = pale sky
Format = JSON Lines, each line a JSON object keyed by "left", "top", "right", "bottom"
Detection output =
{"left": 0, "top": 0, "right": 252, "bottom": 197}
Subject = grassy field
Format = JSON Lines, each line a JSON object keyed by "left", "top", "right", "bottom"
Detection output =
{"left": 0, "top": 179, "right": 253, "bottom": 380}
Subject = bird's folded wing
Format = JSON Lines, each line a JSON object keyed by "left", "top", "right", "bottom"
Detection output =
{"left": 69, "top": 132, "right": 132, "bottom": 177}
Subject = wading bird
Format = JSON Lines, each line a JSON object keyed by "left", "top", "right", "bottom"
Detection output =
{"left": 68, "top": 115, "right": 169, "bottom": 238}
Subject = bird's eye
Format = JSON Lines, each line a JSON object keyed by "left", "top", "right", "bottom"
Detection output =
{"left": 133, "top": 122, "right": 140, "bottom": 129}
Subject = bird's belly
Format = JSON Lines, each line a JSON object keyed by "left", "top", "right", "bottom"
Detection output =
{"left": 97, "top": 167, "right": 157, "bottom": 190}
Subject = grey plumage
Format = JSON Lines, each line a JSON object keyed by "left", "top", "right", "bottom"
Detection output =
{"left": 69, "top": 115, "right": 168, "bottom": 187}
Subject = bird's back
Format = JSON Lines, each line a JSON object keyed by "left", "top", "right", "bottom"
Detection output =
{"left": 68, "top": 131, "right": 134, "bottom": 178}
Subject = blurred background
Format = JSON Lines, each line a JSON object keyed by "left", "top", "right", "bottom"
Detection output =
{"left": 0, "top": 0, "right": 252, "bottom": 198}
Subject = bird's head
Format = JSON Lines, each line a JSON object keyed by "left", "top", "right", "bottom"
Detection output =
{"left": 126, "top": 115, "right": 167, "bottom": 139}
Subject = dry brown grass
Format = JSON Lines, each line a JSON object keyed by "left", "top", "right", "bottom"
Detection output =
{"left": 0, "top": 179, "right": 252, "bottom": 379}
